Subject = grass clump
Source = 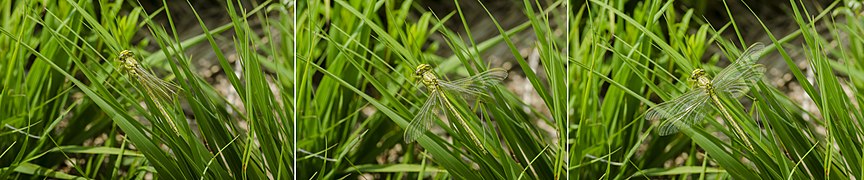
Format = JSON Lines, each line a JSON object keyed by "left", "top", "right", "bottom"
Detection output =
{"left": 297, "top": 0, "right": 566, "bottom": 179}
{"left": 573, "top": 0, "right": 864, "bottom": 179}
{"left": 0, "top": 0, "right": 292, "bottom": 179}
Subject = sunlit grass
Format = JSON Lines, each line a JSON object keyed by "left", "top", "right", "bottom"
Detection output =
{"left": 573, "top": 0, "right": 864, "bottom": 179}
{"left": 0, "top": 0, "right": 291, "bottom": 179}
{"left": 297, "top": 0, "right": 566, "bottom": 179}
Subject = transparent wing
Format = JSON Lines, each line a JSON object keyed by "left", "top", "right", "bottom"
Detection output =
{"left": 135, "top": 66, "right": 180, "bottom": 102}
{"left": 645, "top": 89, "right": 713, "bottom": 136}
{"left": 716, "top": 65, "right": 765, "bottom": 98}
{"left": 439, "top": 68, "right": 507, "bottom": 99}
{"left": 712, "top": 43, "right": 767, "bottom": 98}
{"left": 450, "top": 68, "right": 508, "bottom": 86}
{"left": 404, "top": 90, "right": 443, "bottom": 143}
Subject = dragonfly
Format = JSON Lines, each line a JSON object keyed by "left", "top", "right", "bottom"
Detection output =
{"left": 117, "top": 50, "right": 181, "bottom": 132}
{"left": 403, "top": 64, "right": 508, "bottom": 147}
{"left": 645, "top": 43, "right": 766, "bottom": 147}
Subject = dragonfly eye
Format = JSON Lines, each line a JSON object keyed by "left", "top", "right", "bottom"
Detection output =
{"left": 690, "top": 69, "right": 706, "bottom": 80}
{"left": 119, "top": 50, "right": 134, "bottom": 60}
{"left": 414, "top": 64, "right": 431, "bottom": 76}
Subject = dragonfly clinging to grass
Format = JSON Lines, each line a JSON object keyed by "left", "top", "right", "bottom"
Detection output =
{"left": 117, "top": 50, "right": 181, "bottom": 133}
{"left": 118, "top": 50, "right": 180, "bottom": 102}
{"left": 645, "top": 43, "right": 766, "bottom": 146}
{"left": 403, "top": 64, "right": 507, "bottom": 147}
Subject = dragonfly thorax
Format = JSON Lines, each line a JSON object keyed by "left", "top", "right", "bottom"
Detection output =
{"left": 690, "top": 69, "right": 712, "bottom": 88}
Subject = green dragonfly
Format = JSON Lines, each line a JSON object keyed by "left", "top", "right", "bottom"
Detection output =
{"left": 117, "top": 50, "right": 181, "bottom": 133}
{"left": 118, "top": 50, "right": 180, "bottom": 102}
{"left": 645, "top": 43, "right": 766, "bottom": 146}
{"left": 403, "top": 64, "right": 508, "bottom": 146}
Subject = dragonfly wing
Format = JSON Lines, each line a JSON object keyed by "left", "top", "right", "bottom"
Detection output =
{"left": 712, "top": 43, "right": 767, "bottom": 98}
{"left": 452, "top": 68, "right": 508, "bottom": 86}
{"left": 439, "top": 68, "right": 507, "bottom": 99}
{"left": 439, "top": 81, "right": 490, "bottom": 100}
{"left": 135, "top": 66, "right": 179, "bottom": 101}
{"left": 645, "top": 89, "right": 712, "bottom": 136}
{"left": 656, "top": 100, "right": 712, "bottom": 136}
{"left": 716, "top": 65, "right": 765, "bottom": 98}
{"left": 404, "top": 91, "right": 442, "bottom": 143}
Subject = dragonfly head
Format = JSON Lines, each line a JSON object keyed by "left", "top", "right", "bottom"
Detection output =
{"left": 690, "top": 69, "right": 712, "bottom": 87}
{"left": 414, "top": 64, "right": 440, "bottom": 88}
{"left": 117, "top": 50, "right": 139, "bottom": 71}
{"left": 689, "top": 69, "right": 706, "bottom": 80}
{"left": 414, "top": 64, "right": 433, "bottom": 77}
{"left": 118, "top": 50, "right": 134, "bottom": 60}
